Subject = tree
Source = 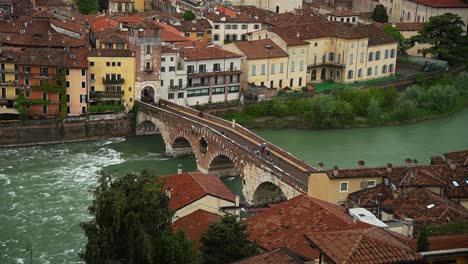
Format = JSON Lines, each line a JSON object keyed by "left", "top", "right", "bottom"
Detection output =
{"left": 333, "top": 99, "right": 355, "bottom": 126}
{"left": 417, "top": 226, "right": 430, "bottom": 252}
{"left": 80, "top": 170, "right": 200, "bottom": 264}
{"left": 454, "top": 72, "right": 468, "bottom": 96}
{"left": 371, "top": 4, "right": 389, "bottom": 23}
{"left": 383, "top": 26, "right": 413, "bottom": 56}
{"left": 74, "top": 0, "right": 99, "bottom": 14}
{"left": 423, "top": 84, "right": 458, "bottom": 112}
{"left": 200, "top": 215, "right": 258, "bottom": 264}
{"left": 183, "top": 10, "right": 196, "bottom": 21}
{"left": 367, "top": 98, "right": 383, "bottom": 126}
{"left": 411, "top": 13, "right": 468, "bottom": 64}
{"left": 307, "top": 94, "right": 337, "bottom": 127}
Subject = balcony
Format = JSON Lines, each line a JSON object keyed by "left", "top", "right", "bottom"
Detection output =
{"left": 187, "top": 82, "right": 209, "bottom": 88}
{"left": 308, "top": 62, "right": 346, "bottom": 68}
{"left": 102, "top": 77, "right": 125, "bottom": 85}
{"left": 90, "top": 90, "right": 124, "bottom": 100}
{"left": 144, "top": 67, "right": 153, "bottom": 73}
{"left": 1, "top": 80, "right": 20, "bottom": 86}
{"left": 188, "top": 68, "right": 241, "bottom": 78}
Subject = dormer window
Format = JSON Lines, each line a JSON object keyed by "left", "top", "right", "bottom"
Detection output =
{"left": 452, "top": 180, "right": 460, "bottom": 187}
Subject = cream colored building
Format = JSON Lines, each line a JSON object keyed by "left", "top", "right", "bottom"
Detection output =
{"left": 254, "top": 22, "right": 398, "bottom": 85}
{"left": 224, "top": 38, "right": 307, "bottom": 90}
{"left": 162, "top": 173, "right": 239, "bottom": 221}
{"left": 230, "top": 0, "right": 303, "bottom": 13}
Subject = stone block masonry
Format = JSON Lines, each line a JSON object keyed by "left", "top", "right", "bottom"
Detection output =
{"left": 0, "top": 118, "right": 134, "bottom": 146}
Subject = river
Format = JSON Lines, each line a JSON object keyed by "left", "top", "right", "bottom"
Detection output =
{"left": 1, "top": 108, "right": 468, "bottom": 263}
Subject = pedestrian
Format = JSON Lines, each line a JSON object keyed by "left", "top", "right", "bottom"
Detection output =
{"left": 158, "top": 100, "right": 161, "bottom": 107}
{"left": 260, "top": 142, "right": 266, "bottom": 154}
{"left": 198, "top": 110, "right": 204, "bottom": 118}
{"left": 266, "top": 150, "right": 271, "bottom": 161}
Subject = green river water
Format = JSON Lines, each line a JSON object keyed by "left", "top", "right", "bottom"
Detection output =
{"left": 1, "top": 108, "right": 468, "bottom": 263}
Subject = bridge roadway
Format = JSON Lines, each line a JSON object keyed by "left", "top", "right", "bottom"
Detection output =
{"left": 157, "top": 100, "right": 316, "bottom": 190}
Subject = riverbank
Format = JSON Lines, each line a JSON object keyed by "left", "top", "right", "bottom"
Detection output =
{"left": 225, "top": 72, "right": 468, "bottom": 130}
{"left": 0, "top": 117, "right": 134, "bottom": 147}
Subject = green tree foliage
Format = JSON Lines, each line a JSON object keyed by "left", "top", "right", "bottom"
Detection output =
{"left": 417, "top": 226, "right": 430, "bottom": 252}
{"left": 411, "top": 13, "right": 468, "bottom": 64}
{"left": 367, "top": 98, "right": 383, "bottom": 126}
{"left": 183, "top": 10, "right": 196, "bottom": 21}
{"left": 80, "top": 170, "right": 200, "bottom": 264}
{"left": 423, "top": 84, "right": 458, "bottom": 112}
{"left": 306, "top": 94, "right": 336, "bottom": 127}
{"left": 333, "top": 100, "right": 355, "bottom": 125}
{"left": 454, "top": 72, "right": 468, "bottom": 96}
{"left": 74, "top": 0, "right": 99, "bottom": 14}
{"left": 383, "top": 26, "right": 412, "bottom": 56}
{"left": 371, "top": 4, "right": 389, "bottom": 23}
{"left": 392, "top": 99, "right": 416, "bottom": 121}
{"left": 200, "top": 215, "right": 257, "bottom": 264}
{"left": 425, "top": 220, "right": 468, "bottom": 236}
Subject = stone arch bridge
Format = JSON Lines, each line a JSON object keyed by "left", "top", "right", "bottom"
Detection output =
{"left": 136, "top": 101, "right": 316, "bottom": 204}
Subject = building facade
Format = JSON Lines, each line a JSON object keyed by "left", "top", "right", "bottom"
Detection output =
{"left": 204, "top": 12, "right": 262, "bottom": 46}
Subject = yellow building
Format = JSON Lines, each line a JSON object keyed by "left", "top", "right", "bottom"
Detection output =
{"left": 175, "top": 19, "right": 213, "bottom": 44}
{"left": 224, "top": 39, "right": 301, "bottom": 90}
{"left": 0, "top": 48, "right": 21, "bottom": 118}
{"left": 253, "top": 22, "right": 398, "bottom": 85}
{"left": 88, "top": 49, "right": 135, "bottom": 112}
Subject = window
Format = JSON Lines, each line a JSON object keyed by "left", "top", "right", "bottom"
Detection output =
{"left": 188, "top": 65, "right": 194, "bottom": 74}
{"left": 213, "top": 63, "right": 221, "bottom": 72}
{"left": 358, "top": 69, "right": 362, "bottom": 78}
{"left": 340, "top": 182, "right": 349, "bottom": 192}
{"left": 213, "top": 34, "right": 219, "bottom": 41}
{"left": 251, "top": 65, "right": 256, "bottom": 76}
{"left": 112, "top": 62, "right": 116, "bottom": 67}
{"left": 376, "top": 51, "right": 381, "bottom": 60}
{"left": 24, "top": 66, "right": 31, "bottom": 73}
{"left": 254, "top": 24, "right": 260, "bottom": 29}
{"left": 360, "top": 52, "right": 364, "bottom": 63}
{"left": 80, "top": 94, "right": 87, "bottom": 103}
{"left": 25, "top": 79, "right": 30, "bottom": 86}
{"left": 271, "top": 63, "right": 275, "bottom": 74}
{"left": 66, "top": 81, "right": 70, "bottom": 88}
{"left": 106, "top": 62, "right": 110, "bottom": 67}
{"left": 228, "top": 86, "right": 239, "bottom": 93}
{"left": 25, "top": 90, "right": 30, "bottom": 98}
{"left": 368, "top": 52, "right": 374, "bottom": 61}
{"left": 241, "top": 24, "right": 247, "bottom": 29}
{"left": 290, "top": 62, "right": 295, "bottom": 72}
{"left": 197, "top": 32, "right": 203, "bottom": 37}
{"left": 199, "top": 64, "right": 206, "bottom": 73}
{"left": 82, "top": 107, "right": 86, "bottom": 114}
{"left": 347, "top": 70, "right": 353, "bottom": 79}
{"left": 225, "top": 25, "right": 231, "bottom": 30}
{"left": 329, "top": 52, "right": 334, "bottom": 62}
{"left": 161, "top": 67, "right": 165, "bottom": 72}
{"left": 452, "top": 180, "right": 460, "bottom": 187}
{"left": 169, "top": 66, "right": 175, "bottom": 72}
{"left": 299, "top": 77, "right": 302, "bottom": 86}
{"left": 66, "top": 94, "right": 70, "bottom": 102}
{"left": 232, "top": 25, "right": 238, "bottom": 29}
{"left": 367, "top": 180, "right": 376, "bottom": 188}
{"left": 385, "top": 50, "right": 389, "bottom": 59}
{"left": 322, "top": 53, "right": 326, "bottom": 63}
{"left": 300, "top": 60, "right": 304, "bottom": 71}
{"left": 280, "top": 63, "right": 284, "bottom": 73}
{"left": 168, "top": 93, "right": 174, "bottom": 99}
{"left": 82, "top": 82, "right": 86, "bottom": 88}
{"left": 212, "top": 87, "right": 225, "bottom": 95}
{"left": 178, "top": 92, "right": 184, "bottom": 99}
{"left": 390, "top": 49, "right": 396, "bottom": 58}
{"left": 184, "top": 32, "right": 191, "bottom": 37}
{"left": 374, "top": 66, "right": 378, "bottom": 75}
{"left": 367, "top": 67, "right": 372, "bottom": 76}
{"left": 314, "top": 42, "right": 318, "bottom": 47}
{"left": 382, "top": 65, "right": 388, "bottom": 74}
{"left": 336, "top": 70, "right": 340, "bottom": 78}
{"left": 42, "top": 104, "right": 47, "bottom": 114}
{"left": 90, "top": 62, "right": 94, "bottom": 67}
{"left": 170, "top": 57, "right": 174, "bottom": 62}
{"left": 161, "top": 57, "right": 166, "bottom": 62}
{"left": 389, "top": 64, "right": 394, "bottom": 73}
{"left": 349, "top": 53, "right": 354, "bottom": 65}
{"left": 261, "top": 64, "right": 266, "bottom": 75}
{"left": 289, "top": 78, "right": 293, "bottom": 87}
{"left": 187, "top": 88, "right": 209, "bottom": 97}
{"left": 81, "top": 69, "right": 86, "bottom": 76}
{"left": 270, "top": 80, "right": 274, "bottom": 89}
{"left": 337, "top": 54, "right": 341, "bottom": 64}
{"left": 214, "top": 24, "right": 220, "bottom": 29}
{"left": 426, "top": 204, "right": 435, "bottom": 209}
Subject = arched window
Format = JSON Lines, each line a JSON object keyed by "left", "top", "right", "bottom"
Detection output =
{"left": 368, "top": 52, "right": 374, "bottom": 61}
{"left": 382, "top": 65, "right": 388, "bottom": 73}
{"left": 375, "top": 51, "right": 381, "bottom": 60}
{"left": 329, "top": 52, "right": 335, "bottom": 62}
{"left": 347, "top": 70, "right": 354, "bottom": 79}
{"left": 311, "top": 69, "right": 317, "bottom": 80}
{"left": 276, "top": 6, "right": 280, "bottom": 13}
{"left": 367, "top": 67, "right": 372, "bottom": 76}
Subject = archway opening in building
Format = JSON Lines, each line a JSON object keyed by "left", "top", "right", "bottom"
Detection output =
{"left": 311, "top": 69, "right": 317, "bottom": 81}
{"left": 252, "top": 182, "right": 287, "bottom": 206}
{"left": 320, "top": 68, "right": 326, "bottom": 80}
{"left": 276, "top": 6, "right": 279, "bottom": 13}
{"left": 141, "top": 86, "right": 155, "bottom": 103}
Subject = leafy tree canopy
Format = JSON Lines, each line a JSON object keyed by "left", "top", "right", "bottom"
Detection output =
{"left": 80, "top": 170, "right": 200, "bottom": 264}
{"left": 411, "top": 13, "right": 468, "bottom": 64}
{"left": 74, "top": 0, "right": 99, "bottom": 14}
{"left": 371, "top": 4, "right": 389, "bottom": 23}
{"left": 183, "top": 10, "right": 196, "bottom": 21}
{"left": 200, "top": 215, "right": 258, "bottom": 264}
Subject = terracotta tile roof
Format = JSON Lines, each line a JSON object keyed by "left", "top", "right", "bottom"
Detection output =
{"left": 99, "top": 32, "right": 127, "bottom": 43}
{"left": 410, "top": 234, "right": 468, "bottom": 251}
{"left": 444, "top": 150, "right": 468, "bottom": 166}
{"left": 180, "top": 47, "right": 242, "bottom": 61}
{"left": 128, "top": 19, "right": 161, "bottom": 29}
{"left": 90, "top": 15, "right": 119, "bottom": 33}
{"left": 347, "top": 183, "right": 394, "bottom": 208}
{"left": 233, "top": 39, "right": 288, "bottom": 59}
{"left": 236, "top": 5, "right": 273, "bottom": 22}
{"left": 115, "top": 15, "right": 145, "bottom": 23}
{"left": 326, "top": 167, "right": 387, "bottom": 179}
{"left": 88, "top": 49, "right": 134, "bottom": 57}
{"left": 444, "top": 166, "right": 468, "bottom": 198}
{"left": 172, "top": 209, "right": 221, "bottom": 250}
{"left": 394, "top": 23, "right": 425, "bottom": 31}
{"left": 270, "top": 22, "right": 397, "bottom": 46}
{"left": 175, "top": 19, "right": 212, "bottom": 32}
{"left": 204, "top": 12, "right": 259, "bottom": 23}
{"left": 245, "top": 194, "right": 370, "bottom": 260}
{"left": 265, "top": 11, "right": 325, "bottom": 27}
{"left": 329, "top": 9, "right": 358, "bottom": 17}
{"left": 409, "top": 0, "right": 468, "bottom": 8}
{"left": 51, "top": 19, "right": 85, "bottom": 34}
{"left": 236, "top": 246, "right": 305, "bottom": 264}
{"left": 66, "top": 48, "right": 88, "bottom": 69}
{"left": 0, "top": 47, "right": 23, "bottom": 62}
{"left": 161, "top": 173, "right": 236, "bottom": 210}
{"left": 154, "top": 21, "right": 189, "bottom": 43}
{"left": 386, "top": 188, "right": 468, "bottom": 223}
{"left": 161, "top": 46, "right": 178, "bottom": 54}
{"left": 430, "top": 155, "right": 446, "bottom": 165}
{"left": 306, "top": 227, "right": 424, "bottom": 264}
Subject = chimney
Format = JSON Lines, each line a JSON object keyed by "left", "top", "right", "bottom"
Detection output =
{"left": 296, "top": 31, "right": 300, "bottom": 38}
{"left": 318, "top": 162, "right": 324, "bottom": 171}
{"left": 166, "top": 186, "right": 172, "bottom": 198}
{"left": 332, "top": 165, "right": 339, "bottom": 177}
{"left": 177, "top": 164, "right": 183, "bottom": 174}
{"left": 450, "top": 162, "right": 456, "bottom": 170}
{"left": 386, "top": 163, "right": 393, "bottom": 173}
{"left": 358, "top": 160, "right": 365, "bottom": 168}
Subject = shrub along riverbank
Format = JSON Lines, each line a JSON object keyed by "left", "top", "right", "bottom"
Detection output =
{"left": 225, "top": 72, "right": 468, "bottom": 129}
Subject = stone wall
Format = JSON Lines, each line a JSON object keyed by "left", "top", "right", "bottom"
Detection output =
{"left": 0, "top": 118, "right": 134, "bottom": 146}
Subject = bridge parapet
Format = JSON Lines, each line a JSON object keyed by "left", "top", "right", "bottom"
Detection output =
{"left": 136, "top": 101, "right": 308, "bottom": 203}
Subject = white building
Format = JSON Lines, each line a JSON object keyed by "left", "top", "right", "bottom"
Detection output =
{"left": 160, "top": 46, "right": 187, "bottom": 105}
{"left": 229, "top": 0, "right": 303, "bottom": 13}
{"left": 204, "top": 12, "right": 262, "bottom": 46}
{"left": 179, "top": 46, "right": 242, "bottom": 105}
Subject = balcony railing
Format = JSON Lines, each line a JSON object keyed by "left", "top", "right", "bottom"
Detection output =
{"left": 187, "top": 82, "right": 209, "bottom": 88}
{"left": 102, "top": 78, "right": 125, "bottom": 85}
{"left": 90, "top": 90, "right": 124, "bottom": 99}
{"left": 145, "top": 67, "right": 153, "bottom": 73}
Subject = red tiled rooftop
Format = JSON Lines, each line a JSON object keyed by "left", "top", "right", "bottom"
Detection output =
{"left": 347, "top": 183, "right": 394, "bottom": 208}
{"left": 172, "top": 209, "right": 221, "bottom": 250}
{"left": 409, "top": 0, "right": 468, "bottom": 8}
{"left": 233, "top": 39, "right": 289, "bottom": 59}
{"left": 444, "top": 150, "right": 468, "bottom": 166}
{"left": 180, "top": 47, "right": 242, "bottom": 61}
{"left": 245, "top": 194, "right": 370, "bottom": 260}
{"left": 161, "top": 173, "right": 236, "bottom": 210}
{"left": 90, "top": 15, "right": 119, "bottom": 33}
{"left": 306, "top": 227, "right": 424, "bottom": 264}
{"left": 236, "top": 246, "right": 305, "bottom": 264}
{"left": 410, "top": 234, "right": 468, "bottom": 252}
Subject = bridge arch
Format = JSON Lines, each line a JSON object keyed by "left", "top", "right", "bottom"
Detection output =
{"left": 136, "top": 120, "right": 158, "bottom": 135}
{"left": 252, "top": 181, "right": 287, "bottom": 205}
{"left": 208, "top": 153, "right": 241, "bottom": 177}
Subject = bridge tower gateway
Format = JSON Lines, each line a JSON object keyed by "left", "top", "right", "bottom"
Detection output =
{"left": 128, "top": 20, "right": 162, "bottom": 104}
